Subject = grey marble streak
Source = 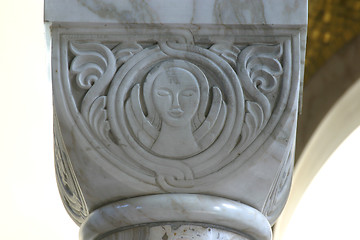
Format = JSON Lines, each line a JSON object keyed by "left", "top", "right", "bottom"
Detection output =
{"left": 51, "top": 24, "right": 304, "bottom": 222}
{"left": 79, "top": 194, "right": 272, "bottom": 240}
{"left": 45, "top": 0, "right": 307, "bottom": 25}
{"left": 47, "top": 0, "right": 308, "bottom": 239}
{"left": 104, "top": 225, "right": 250, "bottom": 240}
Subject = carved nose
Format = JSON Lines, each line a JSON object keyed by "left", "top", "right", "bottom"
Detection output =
{"left": 172, "top": 94, "right": 181, "bottom": 109}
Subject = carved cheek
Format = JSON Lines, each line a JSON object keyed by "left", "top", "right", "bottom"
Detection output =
{"left": 180, "top": 93, "right": 200, "bottom": 116}
{"left": 153, "top": 93, "right": 172, "bottom": 117}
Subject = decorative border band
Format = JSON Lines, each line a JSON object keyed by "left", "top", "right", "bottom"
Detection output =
{"left": 80, "top": 194, "right": 272, "bottom": 240}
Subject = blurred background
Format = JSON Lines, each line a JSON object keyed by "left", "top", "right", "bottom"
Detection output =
{"left": 0, "top": 1, "right": 359, "bottom": 239}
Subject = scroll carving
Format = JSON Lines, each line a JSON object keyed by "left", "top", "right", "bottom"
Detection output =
{"left": 236, "top": 44, "right": 284, "bottom": 149}
{"left": 62, "top": 38, "right": 290, "bottom": 191}
{"left": 54, "top": 112, "right": 88, "bottom": 225}
{"left": 262, "top": 148, "right": 294, "bottom": 224}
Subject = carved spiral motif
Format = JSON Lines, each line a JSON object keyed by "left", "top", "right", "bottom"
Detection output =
{"left": 67, "top": 40, "right": 288, "bottom": 191}
{"left": 106, "top": 42, "right": 244, "bottom": 189}
{"left": 54, "top": 112, "right": 88, "bottom": 225}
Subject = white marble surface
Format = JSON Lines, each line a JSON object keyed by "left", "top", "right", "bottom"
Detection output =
{"left": 47, "top": 0, "right": 307, "bottom": 233}
{"left": 45, "top": 0, "right": 307, "bottom": 25}
{"left": 148, "top": 225, "right": 248, "bottom": 240}
{"left": 104, "top": 225, "right": 249, "bottom": 240}
{"left": 79, "top": 194, "right": 272, "bottom": 240}
{"left": 52, "top": 25, "right": 301, "bottom": 225}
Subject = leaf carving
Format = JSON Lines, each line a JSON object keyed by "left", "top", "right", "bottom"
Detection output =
{"left": 239, "top": 101, "right": 264, "bottom": 148}
{"left": 54, "top": 114, "right": 88, "bottom": 225}
{"left": 69, "top": 42, "right": 116, "bottom": 122}
{"left": 112, "top": 42, "right": 143, "bottom": 68}
{"left": 88, "top": 96, "right": 111, "bottom": 141}
{"left": 236, "top": 44, "right": 283, "bottom": 149}
{"left": 209, "top": 43, "right": 241, "bottom": 69}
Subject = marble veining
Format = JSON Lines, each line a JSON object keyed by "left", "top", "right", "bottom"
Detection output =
{"left": 148, "top": 225, "right": 249, "bottom": 240}
{"left": 53, "top": 111, "right": 88, "bottom": 225}
{"left": 58, "top": 34, "right": 291, "bottom": 190}
{"left": 79, "top": 194, "right": 272, "bottom": 240}
{"left": 45, "top": 0, "right": 307, "bottom": 25}
{"left": 103, "top": 225, "right": 250, "bottom": 240}
{"left": 51, "top": 24, "right": 303, "bottom": 222}
{"left": 47, "top": 1, "right": 307, "bottom": 239}
{"left": 123, "top": 59, "right": 227, "bottom": 158}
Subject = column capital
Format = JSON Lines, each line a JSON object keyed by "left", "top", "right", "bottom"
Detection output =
{"left": 47, "top": 1, "right": 307, "bottom": 239}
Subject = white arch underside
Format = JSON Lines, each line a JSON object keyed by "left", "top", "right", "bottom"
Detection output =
{"left": 274, "top": 77, "right": 360, "bottom": 239}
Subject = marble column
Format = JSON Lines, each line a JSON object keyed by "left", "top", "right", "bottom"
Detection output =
{"left": 45, "top": 1, "right": 307, "bottom": 239}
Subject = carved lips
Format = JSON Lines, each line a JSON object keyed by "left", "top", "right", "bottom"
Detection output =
{"left": 168, "top": 108, "right": 184, "bottom": 118}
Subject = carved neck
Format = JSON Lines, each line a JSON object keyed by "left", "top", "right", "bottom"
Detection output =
{"left": 151, "top": 123, "right": 199, "bottom": 158}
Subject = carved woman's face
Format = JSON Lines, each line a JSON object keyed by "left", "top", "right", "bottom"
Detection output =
{"left": 152, "top": 68, "right": 200, "bottom": 127}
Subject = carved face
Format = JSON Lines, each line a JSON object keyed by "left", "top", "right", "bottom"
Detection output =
{"left": 152, "top": 68, "right": 200, "bottom": 127}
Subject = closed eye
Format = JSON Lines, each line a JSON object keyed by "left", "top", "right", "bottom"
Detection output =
{"left": 181, "top": 89, "right": 196, "bottom": 97}
{"left": 157, "top": 89, "right": 170, "bottom": 96}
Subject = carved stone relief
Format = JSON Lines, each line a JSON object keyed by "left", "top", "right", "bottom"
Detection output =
{"left": 79, "top": 194, "right": 272, "bottom": 240}
{"left": 47, "top": 0, "right": 307, "bottom": 238}
{"left": 54, "top": 111, "right": 88, "bottom": 225}
{"left": 53, "top": 27, "right": 294, "bottom": 194}
{"left": 262, "top": 146, "right": 294, "bottom": 224}
{"left": 102, "top": 225, "right": 250, "bottom": 240}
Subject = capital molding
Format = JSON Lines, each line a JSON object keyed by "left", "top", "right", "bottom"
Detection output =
{"left": 46, "top": 1, "right": 307, "bottom": 239}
